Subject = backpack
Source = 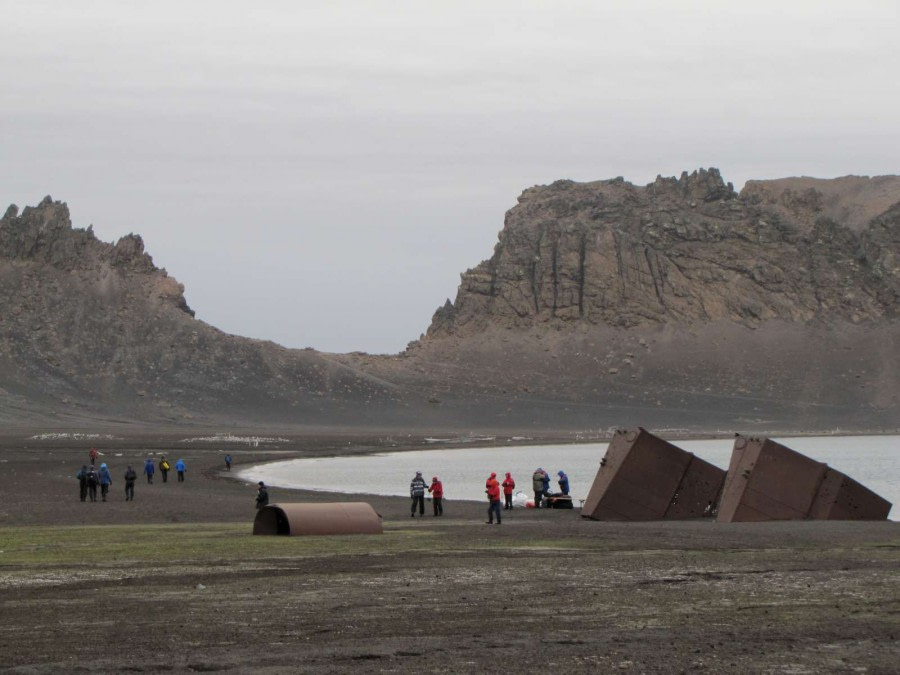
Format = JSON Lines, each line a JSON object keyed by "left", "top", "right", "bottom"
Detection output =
{"left": 125, "top": 469, "right": 136, "bottom": 482}
{"left": 161, "top": 460, "right": 170, "bottom": 471}
{"left": 86, "top": 469, "right": 98, "bottom": 485}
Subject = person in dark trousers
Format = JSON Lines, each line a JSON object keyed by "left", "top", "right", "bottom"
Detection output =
{"left": 175, "top": 458, "right": 186, "bottom": 482}
{"left": 77, "top": 465, "right": 89, "bottom": 502}
{"left": 98, "top": 463, "right": 112, "bottom": 502}
{"left": 124, "top": 465, "right": 137, "bottom": 501}
{"left": 542, "top": 469, "right": 551, "bottom": 501}
{"left": 409, "top": 471, "right": 427, "bottom": 517}
{"left": 532, "top": 468, "right": 546, "bottom": 508}
{"left": 224, "top": 454, "right": 233, "bottom": 471}
{"left": 502, "top": 472, "right": 516, "bottom": 509}
{"left": 255, "top": 481, "right": 269, "bottom": 509}
{"left": 144, "top": 458, "right": 155, "bottom": 484}
{"left": 85, "top": 465, "right": 99, "bottom": 502}
{"left": 428, "top": 476, "right": 444, "bottom": 516}
{"left": 485, "top": 472, "right": 502, "bottom": 524}
{"left": 159, "top": 456, "right": 170, "bottom": 483}
{"left": 557, "top": 470, "right": 570, "bottom": 495}
{"left": 88, "top": 447, "right": 99, "bottom": 466}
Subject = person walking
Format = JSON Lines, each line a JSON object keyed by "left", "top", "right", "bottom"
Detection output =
{"left": 124, "top": 465, "right": 137, "bottom": 501}
{"left": 77, "top": 465, "right": 89, "bottom": 502}
{"left": 255, "top": 481, "right": 269, "bottom": 509}
{"left": 175, "top": 458, "right": 186, "bottom": 482}
{"left": 224, "top": 454, "right": 233, "bottom": 471}
{"left": 409, "top": 471, "right": 427, "bottom": 517}
{"left": 502, "top": 472, "right": 516, "bottom": 510}
{"left": 485, "top": 472, "right": 502, "bottom": 524}
{"left": 159, "top": 456, "right": 171, "bottom": 483}
{"left": 85, "top": 465, "right": 99, "bottom": 502}
{"left": 88, "top": 447, "right": 99, "bottom": 466}
{"left": 98, "top": 463, "right": 112, "bottom": 502}
{"left": 557, "top": 470, "right": 570, "bottom": 496}
{"left": 144, "top": 458, "right": 155, "bottom": 484}
{"left": 532, "top": 468, "right": 546, "bottom": 508}
{"left": 428, "top": 476, "right": 444, "bottom": 517}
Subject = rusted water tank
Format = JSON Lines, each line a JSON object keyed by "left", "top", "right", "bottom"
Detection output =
{"left": 253, "top": 502, "right": 383, "bottom": 536}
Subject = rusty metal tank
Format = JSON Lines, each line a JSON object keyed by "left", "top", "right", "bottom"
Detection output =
{"left": 716, "top": 436, "right": 892, "bottom": 522}
{"left": 581, "top": 428, "right": 726, "bottom": 521}
{"left": 253, "top": 502, "right": 383, "bottom": 536}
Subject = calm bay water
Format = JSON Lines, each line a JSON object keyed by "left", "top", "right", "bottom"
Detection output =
{"left": 239, "top": 435, "right": 899, "bottom": 518}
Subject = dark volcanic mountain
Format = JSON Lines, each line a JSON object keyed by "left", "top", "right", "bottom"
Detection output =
{"left": 2, "top": 169, "right": 898, "bottom": 434}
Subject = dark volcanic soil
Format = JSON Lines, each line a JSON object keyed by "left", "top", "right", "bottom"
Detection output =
{"left": 0, "top": 431, "right": 898, "bottom": 674}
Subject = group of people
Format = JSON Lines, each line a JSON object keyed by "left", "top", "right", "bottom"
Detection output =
{"left": 76, "top": 448, "right": 187, "bottom": 502}
{"left": 409, "top": 468, "right": 571, "bottom": 524}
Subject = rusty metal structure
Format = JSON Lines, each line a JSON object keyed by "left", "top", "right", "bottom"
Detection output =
{"left": 253, "top": 502, "right": 383, "bottom": 536}
{"left": 581, "top": 428, "right": 726, "bottom": 521}
{"left": 716, "top": 436, "right": 892, "bottom": 522}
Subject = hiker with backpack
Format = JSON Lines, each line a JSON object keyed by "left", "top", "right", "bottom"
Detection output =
{"left": 98, "top": 463, "right": 112, "bottom": 502}
{"left": 144, "top": 458, "right": 155, "bottom": 484}
{"left": 124, "top": 465, "right": 137, "bottom": 501}
{"left": 76, "top": 465, "right": 89, "bottom": 502}
{"left": 159, "top": 456, "right": 171, "bottom": 483}
{"left": 85, "top": 466, "right": 99, "bottom": 502}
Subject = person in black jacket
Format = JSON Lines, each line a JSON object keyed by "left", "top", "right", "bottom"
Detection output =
{"left": 124, "top": 465, "right": 137, "bottom": 501}
{"left": 255, "top": 482, "right": 269, "bottom": 509}
{"left": 77, "top": 465, "right": 89, "bottom": 502}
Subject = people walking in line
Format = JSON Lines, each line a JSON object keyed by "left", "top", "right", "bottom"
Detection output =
{"left": 428, "top": 476, "right": 444, "bottom": 517}
{"left": 224, "top": 454, "right": 233, "bottom": 471}
{"left": 98, "top": 463, "right": 112, "bottom": 502}
{"left": 485, "top": 472, "right": 502, "bottom": 524}
{"left": 410, "top": 471, "right": 427, "bottom": 517}
{"left": 144, "top": 458, "right": 155, "bottom": 484}
{"left": 77, "top": 465, "right": 89, "bottom": 502}
{"left": 159, "top": 456, "right": 170, "bottom": 483}
{"left": 557, "top": 470, "right": 570, "bottom": 496}
{"left": 502, "top": 472, "right": 516, "bottom": 510}
{"left": 255, "top": 481, "right": 269, "bottom": 509}
{"left": 532, "top": 468, "right": 546, "bottom": 508}
{"left": 124, "top": 465, "right": 137, "bottom": 501}
{"left": 85, "top": 465, "right": 99, "bottom": 502}
{"left": 175, "top": 458, "right": 186, "bottom": 482}
{"left": 89, "top": 447, "right": 98, "bottom": 466}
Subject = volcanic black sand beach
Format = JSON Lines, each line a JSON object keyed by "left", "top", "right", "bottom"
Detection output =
{"left": 0, "top": 430, "right": 898, "bottom": 674}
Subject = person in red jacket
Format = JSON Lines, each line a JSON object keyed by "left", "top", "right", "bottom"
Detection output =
{"left": 501, "top": 472, "right": 516, "bottom": 510}
{"left": 485, "top": 472, "right": 502, "bottom": 525}
{"left": 428, "top": 476, "right": 444, "bottom": 517}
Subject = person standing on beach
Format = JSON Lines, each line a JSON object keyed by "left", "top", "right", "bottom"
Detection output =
{"left": 557, "top": 470, "right": 570, "bottom": 496}
{"left": 89, "top": 447, "right": 98, "bottom": 466}
{"left": 124, "top": 465, "right": 137, "bottom": 501}
{"left": 255, "top": 481, "right": 269, "bottom": 509}
{"left": 532, "top": 468, "right": 546, "bottom": 508}
{"left": 410, "top": 471, "right": 427, "bottom": 517}
{"left": 428, "top": 476, "right": 444, "bottom": 517}
{"left": 77, "top": 465, "right": 89, "bottom": 502}
{"left": 144, "top": 458, "right": 155, "bottom": 484}
{"left": 485, "top": 473, "right": 502, "bottom": 524}
{"left": 98, "top": 463, "right": 112, "bottom": 502}
{"left": 224, "top": 454, "right": 233, "bottom": 471}
{"left": 175, "top": 458, "right": 186, "bottom": 482}
{"left": 502, "top": 472, "right": 516, "bottom": 510}
{"left": 159, "top": 456, "right": 170, "bottom": 483}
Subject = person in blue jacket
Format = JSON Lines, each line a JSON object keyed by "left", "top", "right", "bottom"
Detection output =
{"left": 541, "top": 469, "right": 551, "bottom": 498}
{"left": 557, "top": 470, "right": 570, "bottom": 496}
{"left": 144, "top": 458, "right": 155, "bottom": 484}
{"left": 98, "top": 463, "right": 112, "bottom": 502}
{"left": 175, "top": 458, "right": 186, "bottom": 482}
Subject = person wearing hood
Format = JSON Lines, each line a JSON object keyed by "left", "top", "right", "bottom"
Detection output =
{"left": 144, "top": 458, "right": 155, "bottom": 484}
{"left": 485, "top": 472, "right": 502, "bottom": 524}
{"left": 557, "top": 470, "right": 570, "bottom": 496}
{"left": 532, "top": 468, "right": 546, "bottom": 508}
{"left": 542, "top": 469, "right": 551, "bottom": 499}
{"left": 175, "top": 458, "right": 186, "bottom": 482}
{"left": 124, "top": 465, "right": 137, "bottom": 501}
{"left": 98, "top": 463, "right": 112, "bottom": 502}
{"left": 501, "top": 472, "right": 516, "bottom": 510}
{"left": 409, "top": 471, "right": 427, "bottom": 517}
{"left": 428, "top": 476, "right": 444, "bottom": 517}
{"left": 159, "top": 455, "right": 171, "bottom": 483}
{"left": 76, "top": 465, "right": 89, "bottom": 502}
{"left": 88, "top": 447, "right": 99, "bottom": 466}
{"left": 255, "top": 481, "right": 269, "bottom": 509}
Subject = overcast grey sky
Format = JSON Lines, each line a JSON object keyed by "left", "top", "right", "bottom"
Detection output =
{"left": 2, "top": 1, "right": 898, "bottom": 353}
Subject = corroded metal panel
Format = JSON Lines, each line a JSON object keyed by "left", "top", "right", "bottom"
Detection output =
{"left": 253, "top": 502, "right": 383, "bottom": 536}
{"left": 582, "top": 428, "right": 725, "bottom": 521}
{"left": 717, "top": 437, "right": 891, "bottom": 522}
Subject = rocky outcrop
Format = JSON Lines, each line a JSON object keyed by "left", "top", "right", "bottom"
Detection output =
{"left": 426, "top": 169, "right": 900, "bottom": 338}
